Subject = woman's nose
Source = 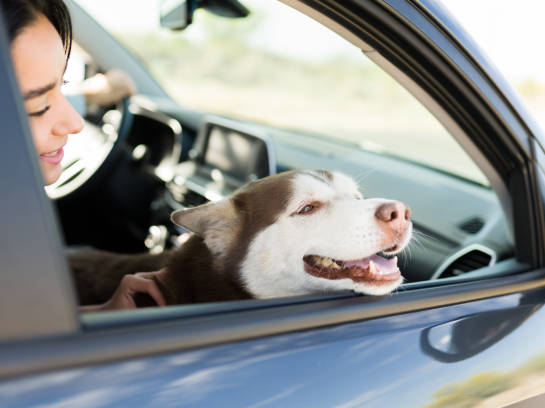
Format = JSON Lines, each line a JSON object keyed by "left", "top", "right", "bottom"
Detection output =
{"left": 52, "top": 94, "right": 84, "bottom": 136}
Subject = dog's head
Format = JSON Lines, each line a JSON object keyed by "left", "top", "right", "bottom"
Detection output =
{"left": 171, "top": 170, "right": 412, "bottom": 298}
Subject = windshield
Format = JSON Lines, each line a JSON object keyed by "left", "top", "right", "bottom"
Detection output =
{"left": 75, "top": 0, "right": 488, "bottom": 186}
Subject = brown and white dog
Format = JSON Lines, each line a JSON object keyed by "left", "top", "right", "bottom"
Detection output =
{"left": 70, "top": 170, "right": 412, "bottom": 306}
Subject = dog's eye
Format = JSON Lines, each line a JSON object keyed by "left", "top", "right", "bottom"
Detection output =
{"left": 296, "top": 203, "right": 319, "bottom": 215}
{"left": 300, "top": 205, "right": 314, "bottom": 213}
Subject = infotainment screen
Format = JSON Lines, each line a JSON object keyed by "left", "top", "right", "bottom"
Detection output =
{"left": 202, "top": 124, "right": 271, "bottom": 183}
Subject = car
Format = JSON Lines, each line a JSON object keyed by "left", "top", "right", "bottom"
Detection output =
{"left": 1, "top": 0, "right": 545, "bottom": 406}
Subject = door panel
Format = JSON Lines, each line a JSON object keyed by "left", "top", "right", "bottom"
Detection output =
{"left": 2, "top": 288, "right": 545, "bottom": 407}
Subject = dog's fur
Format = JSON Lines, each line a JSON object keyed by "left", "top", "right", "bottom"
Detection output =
{"left": 70, "top": 170, "right": 412, "bottom": 306}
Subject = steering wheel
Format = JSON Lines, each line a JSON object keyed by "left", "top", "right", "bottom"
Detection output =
{"left": 45, "top": 98, "right": 133, "bottom": 200}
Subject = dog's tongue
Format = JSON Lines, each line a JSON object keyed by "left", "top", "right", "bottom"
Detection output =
{"left": 344, "top": 254, "right": 398, "bottom": 275}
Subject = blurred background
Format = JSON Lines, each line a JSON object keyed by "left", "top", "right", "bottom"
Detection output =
{"left": 442, "top": 0, "right": 545, "bottom": 131}
{"left": 74, "top": 0, "right": 544, "bottom": 186}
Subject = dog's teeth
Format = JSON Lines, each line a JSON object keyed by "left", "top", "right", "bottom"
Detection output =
{"left": 310, "top": 256, "right": 341, "bottom": 269}
{"left": 321, "top": 257, "right": 333, "bottom": 267}
{"left": 369, "top": 260, "right": 378, "bottom": 274}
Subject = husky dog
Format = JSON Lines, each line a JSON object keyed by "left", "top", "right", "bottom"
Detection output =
{"left": 71, "top": 170, "right": 412, "bottom": 305}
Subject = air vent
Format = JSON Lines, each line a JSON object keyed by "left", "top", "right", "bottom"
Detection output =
{"left": 432, "top": 245, "right": 496, "bottom": 279}
{"left": 458, "top": 217, "right": 485, "bottom": 234}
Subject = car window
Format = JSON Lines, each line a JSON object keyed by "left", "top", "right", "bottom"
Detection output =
{"left": 65, "top": 0, "right": 514, "bottom": 312}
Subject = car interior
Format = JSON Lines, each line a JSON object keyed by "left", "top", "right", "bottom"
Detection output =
{"left": 47, "top": 0, "right": 518, "bottom": 312}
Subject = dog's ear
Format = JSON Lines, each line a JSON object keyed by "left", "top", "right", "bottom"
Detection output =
{"left": 171, "top": 199, "right": 239, "bottom": 238}
{"left": 171, "top": 200, "right": 239, "bottom": 257}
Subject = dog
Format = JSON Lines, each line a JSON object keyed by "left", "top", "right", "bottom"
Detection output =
{"left": 70, "top": 169, "right": 412, "bottom": 306}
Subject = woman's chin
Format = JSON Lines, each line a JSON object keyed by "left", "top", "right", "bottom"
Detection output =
{"left": 41, "top": 163, "right": 62, "bottom": 186}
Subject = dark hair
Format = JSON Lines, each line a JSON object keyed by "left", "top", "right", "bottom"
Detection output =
{"left": 1, "top": 0, "right": 72, "bottom": 58}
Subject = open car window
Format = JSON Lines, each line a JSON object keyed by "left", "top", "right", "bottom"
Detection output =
{"left": 66, "top": 0, "right": 513, "bottom": 306}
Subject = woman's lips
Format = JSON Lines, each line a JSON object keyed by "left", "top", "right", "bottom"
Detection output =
{"left": 40, "top": 147, "right": 64, "bottom": 165}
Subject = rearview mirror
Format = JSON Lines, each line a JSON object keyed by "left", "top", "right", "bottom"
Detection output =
{"left": 160, "top": 0, "right": 249, "bottom": 31}
{"left": 160, "top": 0, "right": 192, "bottom": 31}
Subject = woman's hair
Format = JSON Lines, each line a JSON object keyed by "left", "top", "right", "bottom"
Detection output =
{"left": 1, "top": 0, "right": 72, "bottom": 58}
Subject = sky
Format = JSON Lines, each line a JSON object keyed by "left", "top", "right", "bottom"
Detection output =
{"left": 440, "top": 0, "right": 545, "bottom": 83}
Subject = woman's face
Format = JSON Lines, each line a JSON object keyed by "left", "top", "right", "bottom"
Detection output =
{"left": 10, "top": 14, "right": 83, "bottom": 185}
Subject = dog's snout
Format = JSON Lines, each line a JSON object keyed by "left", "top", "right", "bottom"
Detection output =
{"left": 375, "top": 202, "right": 411, "bottom": 225}
{"left": 373, "top": 201, "right": 412, "bottom": 253}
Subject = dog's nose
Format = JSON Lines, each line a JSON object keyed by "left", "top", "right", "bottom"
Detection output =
{"left": 375, "top": 201, "right": 411, "bottom": 226}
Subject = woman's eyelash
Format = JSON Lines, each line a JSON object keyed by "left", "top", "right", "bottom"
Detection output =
{"left": 28, "top": 80, "right": 67, "bottom": 117}
{"left": 28, "top": 106, "right": 51, "bottom": 117}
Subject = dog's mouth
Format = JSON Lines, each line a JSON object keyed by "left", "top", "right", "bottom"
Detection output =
{"left": 303, "top": 250, "right": 401, "bottom": 284}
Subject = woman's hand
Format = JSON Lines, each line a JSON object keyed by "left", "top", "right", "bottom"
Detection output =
{"left": 79, "top": 68, "right": 136, "bottom": 106}
{"left": 80, "top": 269, "right": 167, "bottom": 312}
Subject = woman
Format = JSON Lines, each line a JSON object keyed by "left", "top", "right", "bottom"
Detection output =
{"left": 2, "top": 0, "right": 165, "bottom": 311}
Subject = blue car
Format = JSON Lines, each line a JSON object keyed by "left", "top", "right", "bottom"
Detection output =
{"left": 2, "top": 0, "right": 545, "bottom": 406}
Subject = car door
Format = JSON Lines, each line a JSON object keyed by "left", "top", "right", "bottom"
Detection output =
{"left": 2, "top": 1, "right": 545, "bottom": 407}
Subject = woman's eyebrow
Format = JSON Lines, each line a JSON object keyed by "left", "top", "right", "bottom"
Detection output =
{"left": 24, "top": 61, "right": 68, "bottom": 101}
{"left": 23, "top": 81, "right": 56, "bottom": 100}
